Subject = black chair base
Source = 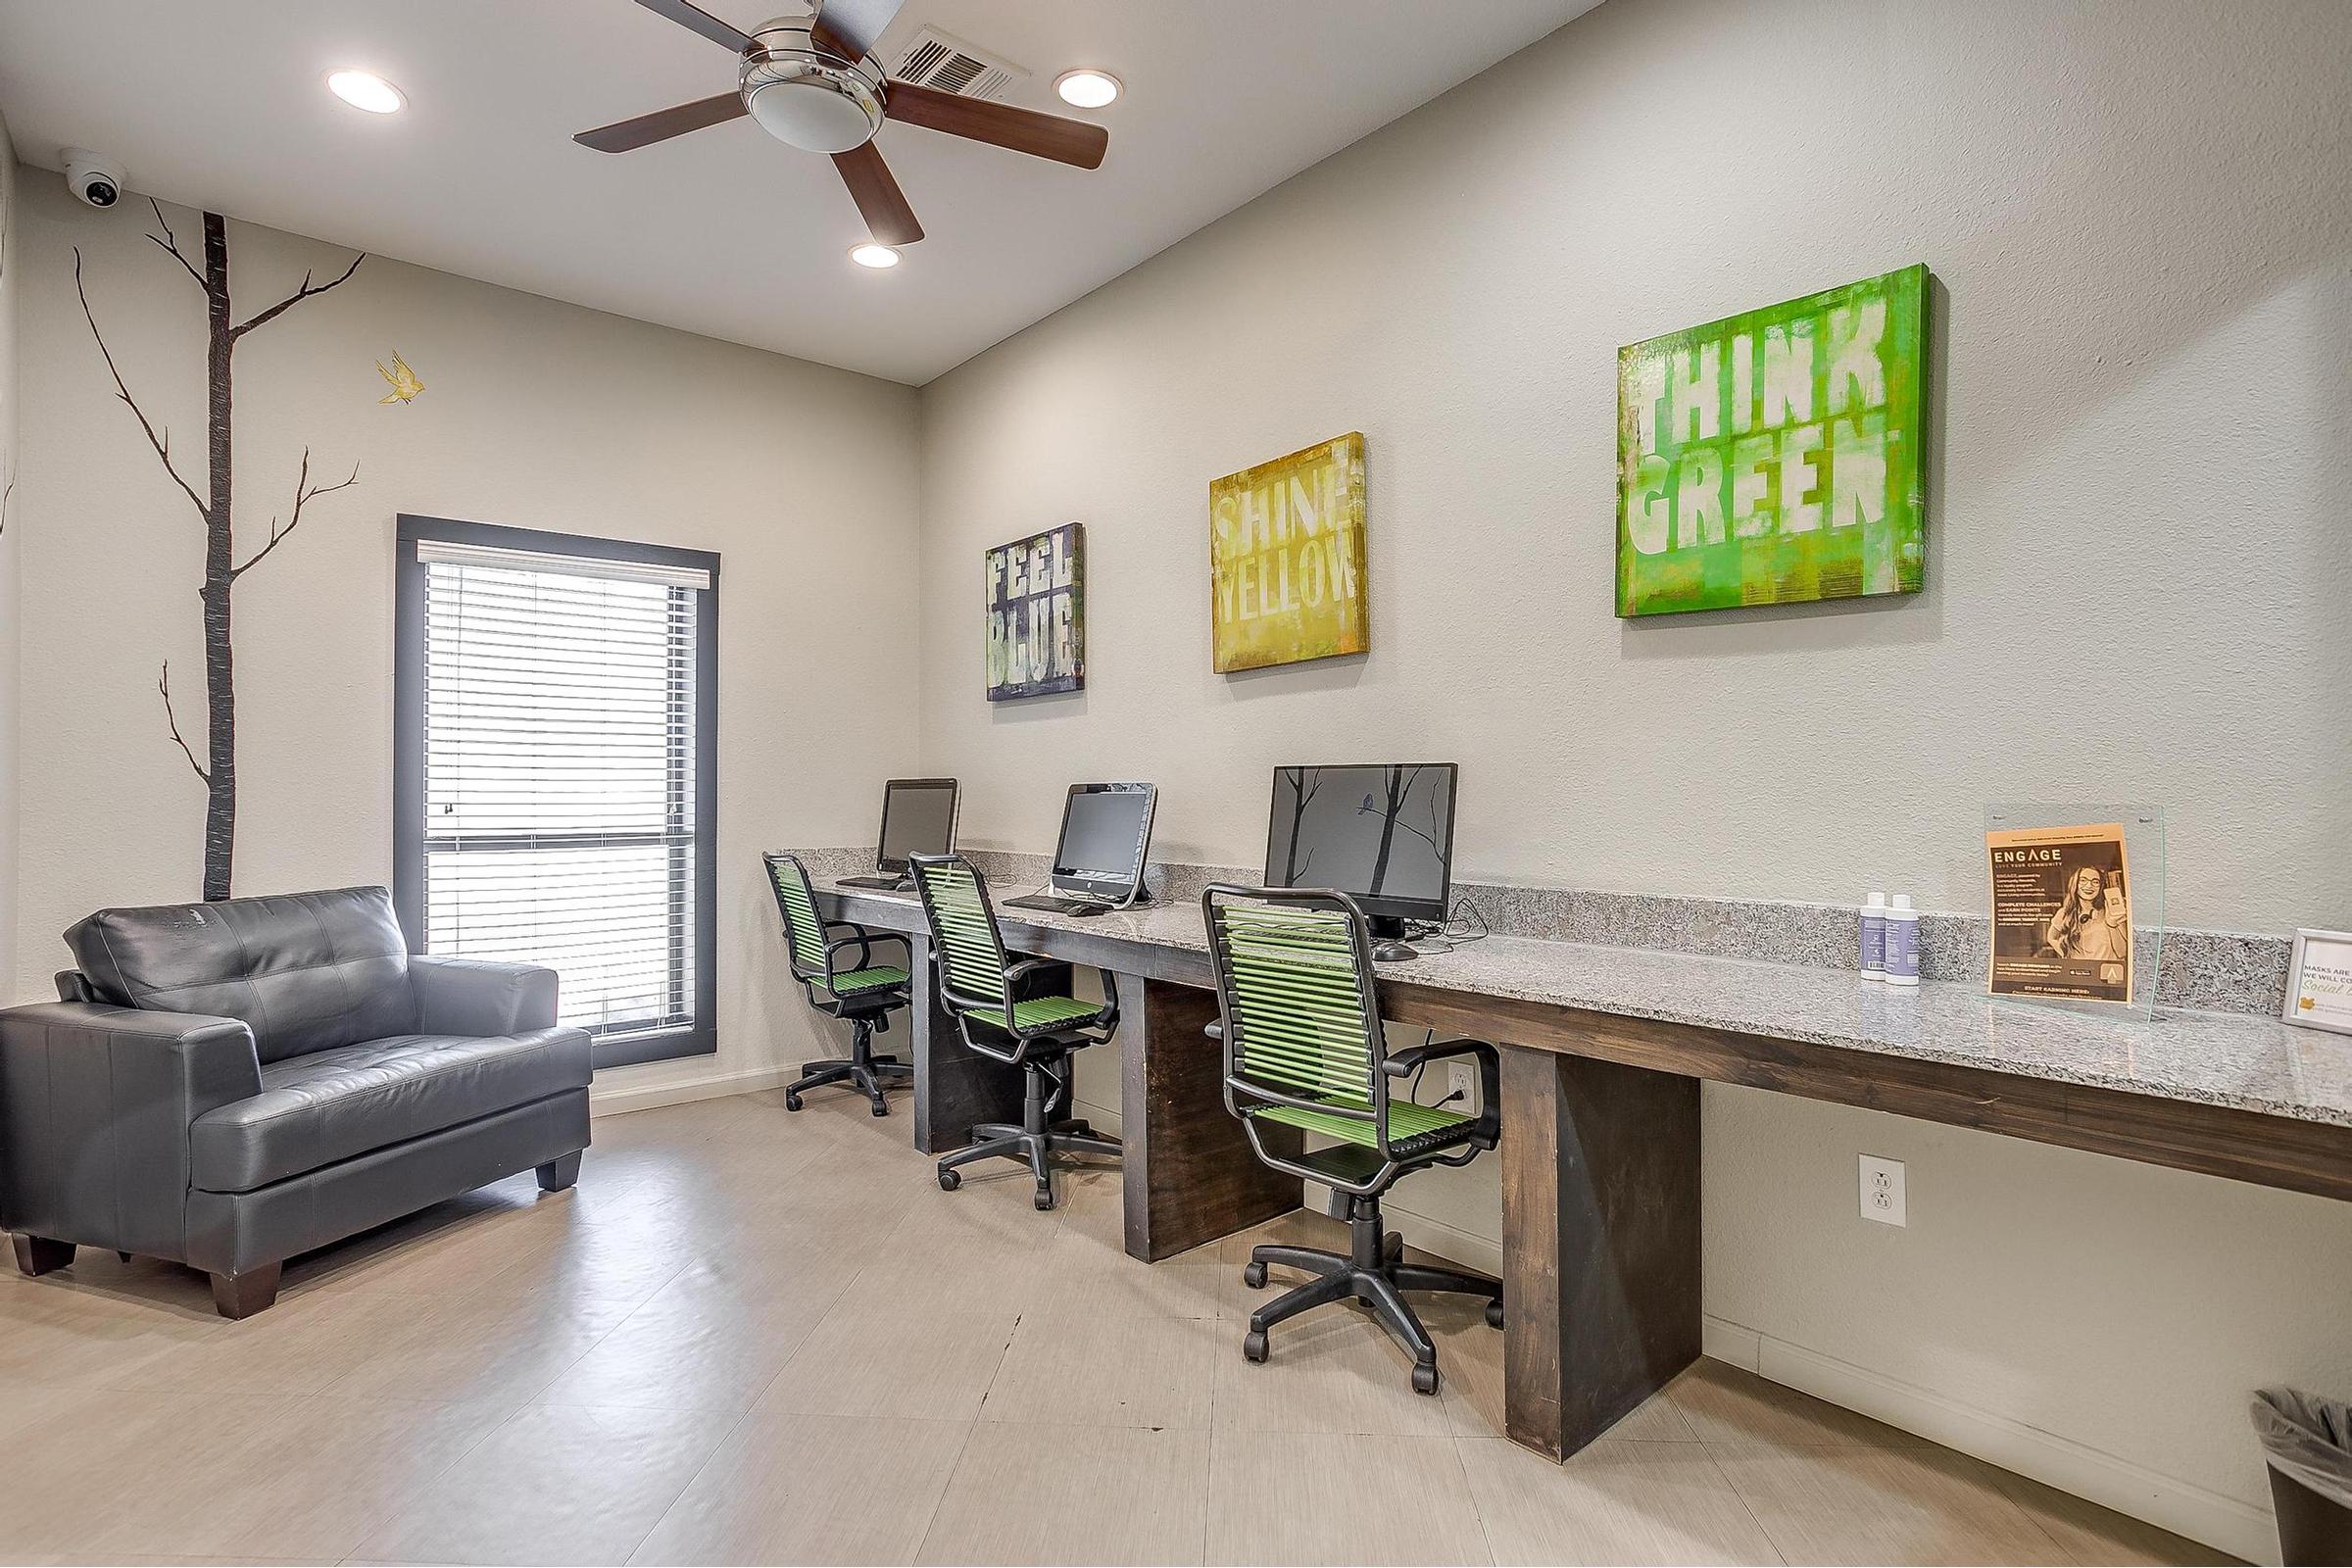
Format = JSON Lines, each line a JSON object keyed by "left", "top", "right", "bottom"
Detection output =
{"left": 1240, "top": 1194, "right": 1501, "bottom": 1395}
{"left": 784, "top": 1017, "right": 910, "bottom": 1116}
{"left": 936, "top": 1056, "right": 1119, "bottom": 1209}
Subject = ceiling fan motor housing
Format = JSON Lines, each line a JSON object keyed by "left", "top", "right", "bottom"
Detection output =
{"left": 740, "top": 18, "right": 887, "bottom": 154}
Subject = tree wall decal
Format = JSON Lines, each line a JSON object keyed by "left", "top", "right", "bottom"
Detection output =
{"left": 74, "top": 202, "right": 367, "bottom": 900}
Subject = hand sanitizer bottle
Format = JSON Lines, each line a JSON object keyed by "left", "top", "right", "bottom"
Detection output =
{"left": 1884, "top": 894, "right": 1921, "bottom": 987}
{"left": 1860, "top": 891, "right": 1887, "bottom": 983}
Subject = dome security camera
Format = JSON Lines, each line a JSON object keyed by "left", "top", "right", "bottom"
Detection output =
{"left": 63, "top": 149, "right": 125, "bottom": 210}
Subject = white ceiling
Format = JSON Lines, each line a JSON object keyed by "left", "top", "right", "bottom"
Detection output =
{"left": 0, "top": 0, "right": 1594, "bottom": 384}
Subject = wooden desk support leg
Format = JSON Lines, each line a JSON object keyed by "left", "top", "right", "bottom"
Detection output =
{"left": 908, "top": 934, "right": 1026, "bottom": 1155}
{"left": 1500, "top": 1044, "right": 1701, "bottom": 1460}
{"left": 1117, "top": 973, "right": 1303, "bottom": 1262}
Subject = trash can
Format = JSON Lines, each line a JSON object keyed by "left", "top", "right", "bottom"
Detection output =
{"left": 2252, "top": 1388, "right": 2352, "bottom": 1565}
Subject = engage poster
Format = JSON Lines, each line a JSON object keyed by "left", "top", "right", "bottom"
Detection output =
{"left": 1985, "top": 822, "right": 2133, "bottom": 1004}
{"left": 1617, "top": 265, "right": 1929, "bottom": 616}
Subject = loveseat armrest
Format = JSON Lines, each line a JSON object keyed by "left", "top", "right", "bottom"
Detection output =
{"left": 410, "top": 955, "right": 560, "bottom": 1037}
{"left": 0, "top": 1002, "right": 264, "bottom": 1257}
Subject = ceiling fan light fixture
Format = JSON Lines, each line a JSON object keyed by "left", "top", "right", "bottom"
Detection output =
{"left": 1054, "top": 70, "right": 1121, "bottom": 109}
{"left": 746, "top": 77, "right": 881, "bottom": 152}
{"left": 326, "top": 69, "right": 406, "bottom": 115}
{"left": 850, "top": 243, "right": 901, "bottom": 269}
{"left": 741, "top": 19, "right": 887, "bottom": 153}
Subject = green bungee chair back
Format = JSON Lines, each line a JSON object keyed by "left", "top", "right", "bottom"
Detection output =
{"left": 907, "top": 853, "right": 1122, "bottom": 1209}
{"left": 1202, "top": 883, "right": 1503, "bottom": 1396}
{"left": 765, "top": 852, "right": 912, "bottom": 1116}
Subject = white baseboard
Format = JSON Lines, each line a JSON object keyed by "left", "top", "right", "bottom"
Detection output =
{"left": 1706, "top": 1314, "right": 2276, "bottom": 1565}
{"left": 1701, "top": 1315, "right": 1762, "bottom": 1372}
{"left": 589, "top": 1065, "right": 792, "bottom": 1117}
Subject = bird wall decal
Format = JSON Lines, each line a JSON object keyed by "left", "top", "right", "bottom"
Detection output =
{"left": 376, "top": 352, "right": 424, "bottom": 405}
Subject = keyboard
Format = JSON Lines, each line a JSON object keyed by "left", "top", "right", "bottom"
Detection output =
{"left": 1004, "top": 893, "right": 1120, "bottom": 916}
{"left": 837, "top": 874, "right": 912, "bottom": 891}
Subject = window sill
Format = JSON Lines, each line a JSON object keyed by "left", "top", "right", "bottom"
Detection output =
{"left": 591, "top": 1024, "right": 714, "bottom": 1071}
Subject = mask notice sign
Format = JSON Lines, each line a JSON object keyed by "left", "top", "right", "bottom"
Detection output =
{"left": 2286, "top": 929, "right": 2352, "bottom": 1036}
{"left": 1986, "top": 822, "right": 2133, "bottom": 1004}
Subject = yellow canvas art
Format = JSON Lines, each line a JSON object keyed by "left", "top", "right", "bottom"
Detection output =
{"left": 1208, "top": 432, "right": 1368, "bottom": 673}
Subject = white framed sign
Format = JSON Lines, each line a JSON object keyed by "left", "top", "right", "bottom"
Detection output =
{"left": 2283, "top": 928, "right": 2352, "bottom": 1036}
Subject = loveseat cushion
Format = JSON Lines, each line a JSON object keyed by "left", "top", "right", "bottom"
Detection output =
{"left": 68, "top": 886, "right": 414, "bottom": 1063}
{"left": 188, "top": 1027, "right": 591, "bottom": 1193}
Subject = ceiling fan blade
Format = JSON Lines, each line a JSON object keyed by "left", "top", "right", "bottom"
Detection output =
{"left": 808, "top": 17, "right": 858, "bottom": 61}
{"left": 574, "top": 91, "right": 748, "bottom": 153}
{"left": 809, "top": 0, "right": 906, "bottom": 60}
{"left": 628, "top": 0, "right": 755, "bottom": 53}
{"left": 832, "top": 142, "right": 924, "bottom": 246}
{"left": 885, "top": 82, "right": 1109, "bottom": 170}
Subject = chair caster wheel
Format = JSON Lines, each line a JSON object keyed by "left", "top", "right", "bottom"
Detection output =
{"left": 784, "top": 1092, "right": 804, "bottom": 1112}
{"left": 1385, "top": 1233, "right": 1405, "bottom": 1265}
{"left": 1243, "top": 1261, "right": 1268, "bottom": 1290}
{"left": 937, "top": 1169, "right": 961, "bottom": 1192}
{"left": 1412, "top": 1362, "right": 1440, "bottom": 1396}
{"left": 1243, "top": 1330, "right": 1268, "bottom": 1363}
{"left": 1033, "top": 1188, "right": 1056, "bottom": 1211}
{"left": 1486, "top": 1299, "right": 1504, "bottom": 1330}
{"left": 870, "top": 1102, "right": 890, "bottom": 1117}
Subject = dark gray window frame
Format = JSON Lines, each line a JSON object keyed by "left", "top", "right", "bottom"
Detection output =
{"left": 394, "top": 514, "right": 720, "bottom": 1070}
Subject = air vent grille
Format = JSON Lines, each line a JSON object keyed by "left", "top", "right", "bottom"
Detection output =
{"left": 893, "top": 25, "right": 1027, "bottom": 102}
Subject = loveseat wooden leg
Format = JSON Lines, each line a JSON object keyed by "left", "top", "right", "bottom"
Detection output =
{"left": 11, "top": 1235, "right": 74, "bottom": 1277}
{"left": 210, "top": 1261, "right": 281, "bottom": 1319}
{"left": 536, "top": 1152, "right": 582, "bottom": 1193}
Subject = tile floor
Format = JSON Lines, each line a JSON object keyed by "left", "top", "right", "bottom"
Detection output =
{"left": 0, "top": 1090, "right": 2232, "bottom": 1566}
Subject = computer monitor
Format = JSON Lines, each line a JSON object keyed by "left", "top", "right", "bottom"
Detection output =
{"left": 1263, "top": 763, "right": 1458, "bottom": 939}
{"left": 875, "top": 778, "right": 958, "bottom": 872}
{"left": 1049, "top": 782, "right": 1156, "bottom": 906}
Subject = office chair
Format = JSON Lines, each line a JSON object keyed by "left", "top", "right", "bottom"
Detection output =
{"left": 1201, "top": 884, "right": 1503, "bottom": 1395}
{"left": 765, "top": 852, "right": 913, "bottom": 1116}
{"left": 907, "top": 853, "right": 1122, "bottom": 1209}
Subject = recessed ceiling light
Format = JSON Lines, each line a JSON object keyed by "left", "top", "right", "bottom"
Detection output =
{"left": 850, "top": 243, "right": 901, "bottom": 270}
{"left": 326, "top": 70, "right": 405, "bottom": 115}
{"left": 1054, "top": 70, "right": 1121, "bottom": 109}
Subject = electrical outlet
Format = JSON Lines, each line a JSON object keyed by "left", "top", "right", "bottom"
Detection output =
{"left": 1446, "top": 1061, "right": 1477, "bottom": 1110}
{"left": 1859, "top": 1154, "right": 1906, "bottom": 1226}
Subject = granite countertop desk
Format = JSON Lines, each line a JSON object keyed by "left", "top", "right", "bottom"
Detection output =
{"left": 815, "top": 872, "right": 2352, "bottom": 1135}
{"left": 805, "top": 858, "right": 2352, "bottom": 1462}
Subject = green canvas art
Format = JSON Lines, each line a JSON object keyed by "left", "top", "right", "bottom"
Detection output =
{"left": 1617, "top": 264, "right": 1929, "bottom": 616}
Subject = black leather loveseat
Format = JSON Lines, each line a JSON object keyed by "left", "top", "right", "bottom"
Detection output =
{"left": 0, "top": 886, "right": 591, "bottom": 1317}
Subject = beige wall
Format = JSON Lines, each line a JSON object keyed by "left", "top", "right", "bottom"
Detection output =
{"left": 11, "top": 177, "right": 924, "bottom": 1096}
{"left": 913, "top": 0, "right": 2352, "bottom": 1551}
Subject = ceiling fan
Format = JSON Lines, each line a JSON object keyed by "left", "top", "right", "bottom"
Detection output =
{"left": 574, "top": 0, "right": 1110, "bottom": 248}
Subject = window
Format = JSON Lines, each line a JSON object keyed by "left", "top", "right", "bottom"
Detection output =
{"left": 394, "top": 517, "right": 718, "bottom": 1068}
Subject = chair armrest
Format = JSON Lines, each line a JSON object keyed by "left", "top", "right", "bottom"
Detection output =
{"left": 410, "top": 955, "right": 559, "bottom": 1036}
{"left": 1380, "top": 1037, "right": 1494, "bottom": 1076}
{"left": 999, "top": 958, "right": 1117, "bottom": 1028}
{"left": 1381, "top": 1037, "right": 1500, "bottom": 1128}
{"left": 0, "top": 1002, "right": 264, "bottom": 1255}
{"left": 825, "top": 925, "right": 910, "bottom": 973}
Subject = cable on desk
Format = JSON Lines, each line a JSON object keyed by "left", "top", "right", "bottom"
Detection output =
{"left": 1403, "top": 897, "right": 1490, "bottom": 955}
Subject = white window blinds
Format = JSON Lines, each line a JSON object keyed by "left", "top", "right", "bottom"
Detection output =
{"left": 417, "top": 540, "right": 707, "bottom": 1042}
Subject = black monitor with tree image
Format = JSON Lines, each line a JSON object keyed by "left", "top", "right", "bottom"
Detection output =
{"left": 1263, "top": 763, "right": 1458, "bottom": 962}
